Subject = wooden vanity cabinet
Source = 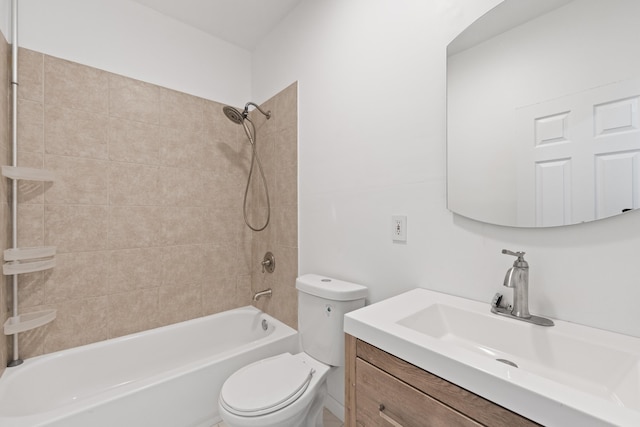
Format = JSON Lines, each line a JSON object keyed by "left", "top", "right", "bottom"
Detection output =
{"left": 344, "top": 334, "right": 539, "bottom": 427}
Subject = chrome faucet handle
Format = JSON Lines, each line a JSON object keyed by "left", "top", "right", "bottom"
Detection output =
{"left": 502, "top": 249, "right": 525, "bottom": 259}
{"left": 502, "top": 249, "right": 528, "bottom": 267}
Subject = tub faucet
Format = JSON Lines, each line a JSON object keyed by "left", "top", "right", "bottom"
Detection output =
{"left": 253, "top": 288, "right": 272, "bottom": 301}
{"left": 491, "top": 249, "right": 554, "bottom": 327}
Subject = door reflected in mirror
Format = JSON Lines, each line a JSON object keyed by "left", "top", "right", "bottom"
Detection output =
{"left": 447, "top": 0, "right": 640, "bottom": 227}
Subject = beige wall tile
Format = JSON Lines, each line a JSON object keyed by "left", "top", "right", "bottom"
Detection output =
{"left": 159, "top": 87, "right": 203, "bottom": 132}
{"left": 161, "top": 244, "right": 210, "bottom": 287}
{"left": 18, "top": 98, "right": 44, "bottom": 153}
{"left": 161, "top": 206, "right": 210, "bottom": 246}
{"left": 202, "top": 243, "right": 245, "bottom": 279}
{"left": 108, "top": 206, "right": 163, "bottom": 249}
{"left": 44, "top": 155, "right": 109, "bottom": 205}
{"left": 14, "top": 271, "right": 46, "bottom": 308}
{"left": 108, "top": 117, "right": 163, "bottom": 165}
{"left": 109, "top": 74, "right": 160, "bottom": 124}
{"left": 109, "top": 162, "right": 160, "bottom": 206}
{"left": 18, "top": 204, "right": 44, "bottom": 247}
{"left": 202, "top": 275, "right": 241, "bottom": 315}
{"left": 44, "top": 251, "right": 109, "bottom": 303}
{"left": 274, "top": 127, "right": 297, "bottom": 207}
{"left": 158, "top": 282, "right": 202, "bottom": 326}
{"left": 206, "top": 206, "right": 242, "bottom": 245}
{"left": 44, "top": 297, "right": 109, "bottom": 353}
{"left": 236, "top": 274, "right": 253, "bottom": 307}
{"left": 159, "top": 167, "right": 203, "bottom": 207}
{"left": 200, "top": 169, "right": 243, "bottom": 209}
{"left": 18, "top": 48, "right": 44, "bottom": 102}
{"left": 108, "top": 289, "right": 159, "bottom": 338}
{"left": 45, "top": 205, "right": 109, "bottom": 252}
{"left": 273, "top": 205, "right": 298, "bottom": 248}
{"left": 198, "top": 169, "right": 241, "bottom": 211}
{"left": 108, "top": 247, "right": 164, "bottom": 293}
{"left": 44, "top": 55, "right": 109, "bottom": 113}
{"left": 251, "top": 131, "right": 276, "bottom": 210}
{"left": 158, "top": 128, "right": 207, "bottom": 169}
{"left": 45, "top": 104, "right": 109, "bottom": 159}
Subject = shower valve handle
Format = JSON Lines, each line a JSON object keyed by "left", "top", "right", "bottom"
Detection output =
{"left": 261, "top": 252, "right": 275, "bottom": 273}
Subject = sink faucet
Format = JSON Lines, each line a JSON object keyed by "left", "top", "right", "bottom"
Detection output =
{"left": 491, "top": 249, "right": 554, "bottom": 327}
{"left": 501, "top": 249, "right": 530, "bottom": 319}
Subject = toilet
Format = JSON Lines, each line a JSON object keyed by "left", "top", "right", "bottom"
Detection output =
{"left": 218, "top": 274, "right": 367, "bottom": 427}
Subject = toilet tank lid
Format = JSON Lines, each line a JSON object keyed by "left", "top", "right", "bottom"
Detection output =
{"left": 296, "top": 274, "right": 367, "bottom": 301}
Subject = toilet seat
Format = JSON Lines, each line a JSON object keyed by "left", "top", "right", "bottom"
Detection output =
{"left": 220, "top": 353, "right": 316, "bottom": 417}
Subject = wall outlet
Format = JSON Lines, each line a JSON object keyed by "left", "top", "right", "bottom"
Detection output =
{"left": 392, "top": 215, "right": 407, "bottom": 242}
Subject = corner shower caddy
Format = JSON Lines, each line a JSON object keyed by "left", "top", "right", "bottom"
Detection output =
{"left": 3, "top": 0, "right": 57, "bottom": 367}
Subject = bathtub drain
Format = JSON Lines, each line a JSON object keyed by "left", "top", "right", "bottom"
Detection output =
{"left": 261, "top": 319, "right": 268, "bottom": 331}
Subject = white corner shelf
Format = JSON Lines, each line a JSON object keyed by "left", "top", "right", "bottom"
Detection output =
{"left": 3, "top": 309, "right": 57, "bottom": 335}
{"left": 1, "top": 165, "right": 55, "bottom": 182}
{"left": 3, "top": 258, "right": 56, "bottom": 275}
{"left": 4, "top": 246, "right": 56, "bottom": 261}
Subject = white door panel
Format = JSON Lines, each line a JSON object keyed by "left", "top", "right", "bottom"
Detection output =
{"left": 517, "top": 77, "right": 640, "bottom": 226}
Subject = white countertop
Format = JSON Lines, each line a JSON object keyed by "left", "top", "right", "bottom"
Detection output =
{"left": 344, "top": 288, "right": 640, "bottom": 427}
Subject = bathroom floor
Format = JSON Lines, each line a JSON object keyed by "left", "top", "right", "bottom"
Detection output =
{"left": 214, "top": 408, "right": 344, "bottom": 427}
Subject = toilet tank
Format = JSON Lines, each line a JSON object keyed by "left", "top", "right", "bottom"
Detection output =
{"left": 296, "top": 274, "right": 367, "bottom": 367}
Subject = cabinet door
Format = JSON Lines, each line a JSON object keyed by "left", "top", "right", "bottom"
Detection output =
{"left": 355, "top": 359, "right": 481, "bottom": 427}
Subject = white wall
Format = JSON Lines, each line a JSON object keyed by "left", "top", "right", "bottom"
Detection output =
{"left": 253, "top": 0, "right": 640, "bottom": 338}
{"left": 2, "top": 0, "right": 251, "bottom": 106}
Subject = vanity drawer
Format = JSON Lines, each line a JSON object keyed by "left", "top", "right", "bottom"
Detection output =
{"left": 355, "top": 358, "right": 481, "bottom": 427}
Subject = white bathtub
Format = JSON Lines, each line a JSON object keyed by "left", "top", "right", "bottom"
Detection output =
{"left": 0, "top": 306, "right": 299, "bottom": 427}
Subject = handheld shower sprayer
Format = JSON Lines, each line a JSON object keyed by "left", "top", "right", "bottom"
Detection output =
{"left": 222, "top": 101, "right": 272, "bottom": 232}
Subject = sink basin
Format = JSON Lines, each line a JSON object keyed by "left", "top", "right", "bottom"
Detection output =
{"left": 398, "top": 303, "right": 638, "bottom": 407}
{"left": 344, "top": 288, "right": 640, "bottom": 426}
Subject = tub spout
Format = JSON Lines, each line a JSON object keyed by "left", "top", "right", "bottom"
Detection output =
{"left": 253, "top": 288, "right": 272, "bottom": 301}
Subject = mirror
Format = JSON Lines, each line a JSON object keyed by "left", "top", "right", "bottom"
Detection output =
{"left": 447, "top": 0, "right": 640, "bottom": 227}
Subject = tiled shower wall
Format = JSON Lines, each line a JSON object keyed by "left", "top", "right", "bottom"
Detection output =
{"left": 248, "top": 83, "right": 298, "bottom": 329}
{"left": 1, "top": 34, "right": 9, "bottom": 376}
{"left": 3, "top": 47, "right": 297, "bottom": 362}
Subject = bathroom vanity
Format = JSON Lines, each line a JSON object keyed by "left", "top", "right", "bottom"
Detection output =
{"left": 343, "top": 289, "right": 640, "bottom": 427}
{"left": 345, "top": 334, "right": 536, "bottom": 426}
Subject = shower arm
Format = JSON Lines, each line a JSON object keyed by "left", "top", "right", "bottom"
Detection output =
{"left": 244, "top": 102, "right": 271, "bottom": 119}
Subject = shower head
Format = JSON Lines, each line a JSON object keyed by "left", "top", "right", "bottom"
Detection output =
{"left": 222, "top": 105, "right": 245, "bottom": 125}
{"left": 222, "top": 102, "right": 271, "bottom": 125}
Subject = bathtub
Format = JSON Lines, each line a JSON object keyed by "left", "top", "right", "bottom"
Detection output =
{"left": 0, "top": 306, "right": 299, "bottom": 427}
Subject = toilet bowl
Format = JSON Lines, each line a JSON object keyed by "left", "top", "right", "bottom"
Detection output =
{"left": 218, "top": 274, "right": 367, "bottom": 427}
{"left": 219, "top": 353, "right": 330, "bottom": 427}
